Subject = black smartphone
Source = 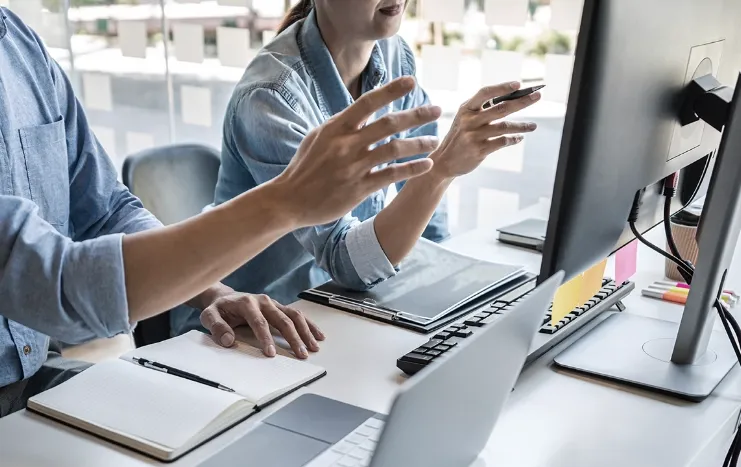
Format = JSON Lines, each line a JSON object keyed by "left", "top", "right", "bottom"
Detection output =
{"left": 482, "top": 84, "right": 546, "bottom": 110}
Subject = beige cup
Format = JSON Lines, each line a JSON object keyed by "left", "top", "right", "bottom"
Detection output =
{"left": 665, "top": 220, "right": 699, "bottom": 281}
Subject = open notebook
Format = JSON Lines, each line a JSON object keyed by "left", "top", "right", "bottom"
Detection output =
{"left": 27, "top": 331, "right": 326, "bottom": 462}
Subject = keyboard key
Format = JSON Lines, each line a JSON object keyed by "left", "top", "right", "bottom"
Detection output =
{"left": 346, "top": 434, "right": 365, "bottom": 445}
{"left": 540, "top": 325, "right": 557, "bottom": 334}
{"left": 451, "top": 328, "right": 473, "bottom": 338}
{"left": 413, "top": 346, "right": 429, "bottom": 355}
{"left": 477, "top": 311, "right": 493, "bottom": 318}
{"left": 435, "top": 331, "right": 451, "bottom": 340}
{"left": 481, "top": 314, "right": 503, "bottom": 325}
{"left": 433, "top": 344, "right": 452, "bottom": 352}
{"left": 449, "top": 324, "right": 463, "bottom": 331}
{"left": 337, "top": 456, "right": 359, "bottom": 467}
{"left": 464, "top": 318, "right": 484, "bottom": 327}
{"left": 365, "top": 418, "right": 384, "bottom": 429}
{"left": 427, "top": 350, "right": 442, "bottom": 357}
{"left": 404, "top": 353, "right": 433, "bottom": 364}
{"left": 332, "top": 443, "right": 353, "bottom": 455}
{"left": 445, "top": 337, "right": 465, "bottom": 346}
{"left": 355, "top": 426, "right": 373, "bottom": 437}
{"left": 359, "top": 439, "right": 377, "bottom": 452}
{"left": 423, "top": 339, "right": 443, "bottom": 349}
{"left": 348, "top": 448, "right": 371, "bottom": 461}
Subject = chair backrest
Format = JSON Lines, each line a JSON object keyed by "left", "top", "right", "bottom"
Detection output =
{"left": 122, "top": 144, "right": 221, "bottom": 347}
{"left": 122, "top": 144, "right": 221, "bottom": 226}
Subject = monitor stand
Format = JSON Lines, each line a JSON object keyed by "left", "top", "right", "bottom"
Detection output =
{"left": 553, "top": 313, "right": 737, "bottom": 401}
{"left": 555, "top": 74, "right": 741, "bottom": 401}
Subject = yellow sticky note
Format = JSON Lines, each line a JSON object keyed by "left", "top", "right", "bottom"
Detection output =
{"left": 581, "top": 259, "right": 607, "bottom": 305}
{"left": 551, "top": 274, "right": 584, "bottom": 325}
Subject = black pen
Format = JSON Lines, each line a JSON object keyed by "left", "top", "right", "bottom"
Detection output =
{"left": 132, "top": 357, "right": 235, "bottom": 393}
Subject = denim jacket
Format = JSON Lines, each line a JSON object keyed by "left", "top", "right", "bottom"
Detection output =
{"left": 173, "top": 10, "right": 449, "bottom": 333}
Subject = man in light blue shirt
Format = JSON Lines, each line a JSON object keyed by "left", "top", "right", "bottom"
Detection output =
{"left": 0, "top": 8, "right": 442, "bottom": 417}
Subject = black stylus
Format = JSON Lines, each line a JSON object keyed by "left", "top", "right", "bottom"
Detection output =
{"left": 482, "top": 84, "right": 546, "bottom": 109}
{"left": 132, "top": 357, "right": 236, "bottom": 393}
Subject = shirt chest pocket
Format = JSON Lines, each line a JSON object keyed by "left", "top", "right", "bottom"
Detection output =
{"left": 19, "top": 119, "right": 70, "bottom": 226}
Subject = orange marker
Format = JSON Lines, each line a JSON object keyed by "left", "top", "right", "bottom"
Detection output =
{"left": 641, "top": 287, "right": 687, "bottom": 305}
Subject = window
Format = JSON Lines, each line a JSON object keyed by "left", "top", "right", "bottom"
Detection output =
{"left": 16, "top": 0, "right": 583, "bottom": 236}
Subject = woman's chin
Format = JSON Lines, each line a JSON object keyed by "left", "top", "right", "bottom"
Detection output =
{"left": 372, "top": 20, "right": 403, "bottom": 40}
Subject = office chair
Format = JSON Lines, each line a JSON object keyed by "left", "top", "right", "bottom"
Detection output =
{"left": 122, "top": 143, "right": 221, "bottom": 347}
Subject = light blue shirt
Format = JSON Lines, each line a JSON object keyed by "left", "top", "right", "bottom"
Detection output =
{"left": 171, "top": 10, "right": 449, "bottom": 334}
{"left": 0, "top": 9, "right": 161, "bottom": 387}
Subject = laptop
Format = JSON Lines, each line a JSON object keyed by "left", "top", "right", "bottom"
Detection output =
{"left": 203, "top": 272, "right": 564, "bottom": 467}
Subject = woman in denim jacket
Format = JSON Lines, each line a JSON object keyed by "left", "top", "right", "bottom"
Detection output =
{"left": 175, "top": 0, "right": 542, "bottom": 343}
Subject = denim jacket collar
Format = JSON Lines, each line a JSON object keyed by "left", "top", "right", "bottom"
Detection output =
{"left": 297, "top": 9, "right": 388, "bottom": 118}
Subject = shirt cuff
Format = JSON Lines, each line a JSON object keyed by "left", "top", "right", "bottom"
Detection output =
{"left": 345, "top": 217, "right": 398, "bottom": 286}
{"left": 63, "top": 233, "right": 132, "bottom": 338}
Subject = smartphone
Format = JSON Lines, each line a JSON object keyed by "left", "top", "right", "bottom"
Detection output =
{"left": 482, "top": 84, "right": 546, "bottom": 110}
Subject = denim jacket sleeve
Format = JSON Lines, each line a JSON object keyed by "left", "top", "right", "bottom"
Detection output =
{"left": 393, "top": 39, "right": 450, "bottom": 243}
{"left": 227, "top": 87, "right": 398, "bottom": 291}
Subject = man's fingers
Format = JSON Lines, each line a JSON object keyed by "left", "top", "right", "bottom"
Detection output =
{"left": 368, "top": 136, "right": 440, "bottom": 167}
{"left": 262, "top": 300, "right": 309, "bottom": 359}
{"left": 275, "top": 302, "right": 320, "bottom": 352}
{"left": 482, "top": 135, "right": 525, "bottom": 155}
{"left": 475, "top": 91, "right": 542, "bottom": 125}
{"left": 307, "top": 319, "right": 325, "bottom": 341}
{"left": 229, "top": 299, "right": 277, "bottom": 357}
{"left": 465, "top": 82, "right": 520, "bottom": 111}
{"left": 359, "top": 105, "right": 441, "bottom": 146}
{"left": 339, "top": 77, "right": 416, "bottom": 129}
{"left": 364, "top": 158, "right": 434, "bottom": 192}
{"left": 200, "top": 306, "right": 236, "bottom": 348}
{"left": 477, "top": 121, "right": 537, "bottom": 140}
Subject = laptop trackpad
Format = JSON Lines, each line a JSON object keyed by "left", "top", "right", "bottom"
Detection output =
{"left": 203, "top": 423, "right": 328, "bottom": 467}
{"left": 263, "top": 394, "right": 377, "bottom": 444}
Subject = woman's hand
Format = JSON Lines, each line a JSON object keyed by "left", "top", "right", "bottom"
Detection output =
{"left": 429, "top": 82, "right": 541, "bottom": 180}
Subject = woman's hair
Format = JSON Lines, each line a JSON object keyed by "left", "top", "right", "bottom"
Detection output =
{"left": 278, "top": 0, "right": 314, "bottom": 33}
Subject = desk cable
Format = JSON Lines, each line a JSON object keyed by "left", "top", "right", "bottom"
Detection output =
{"left": 628, "top": 171, "right": 741, "bottom": 466}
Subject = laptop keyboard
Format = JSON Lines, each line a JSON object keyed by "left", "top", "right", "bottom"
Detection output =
{"left": 397, "top": 278, "right": 633, "bottom": 375}
{"left": 305, "top": 416, "right": 385, "bottom": 467}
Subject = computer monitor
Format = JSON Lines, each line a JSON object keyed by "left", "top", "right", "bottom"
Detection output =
{"left": 538, "top": 0, "right": 741, "bottom": 400}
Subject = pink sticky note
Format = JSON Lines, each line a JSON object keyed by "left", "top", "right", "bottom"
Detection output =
{"left": 615, "top": 240, "right": 638, "bottom": 284}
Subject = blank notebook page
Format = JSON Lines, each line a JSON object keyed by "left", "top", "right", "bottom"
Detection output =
{"left": 126, "top": 331, "right": 324, "bottom": 404}
{"left": 29, "top": 359, "right": 244, "bottom": 449}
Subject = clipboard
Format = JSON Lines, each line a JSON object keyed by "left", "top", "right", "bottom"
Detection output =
{"left": 298, "top": 239, "right": 533, "bottom": 334}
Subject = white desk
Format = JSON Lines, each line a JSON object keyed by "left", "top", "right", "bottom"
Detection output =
{"left": 2, "top": 222, "right": 741, "bottom": 467}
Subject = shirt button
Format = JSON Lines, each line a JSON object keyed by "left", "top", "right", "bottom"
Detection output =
{"left": 23, "top": 345, "right": 32, "bottom": 356}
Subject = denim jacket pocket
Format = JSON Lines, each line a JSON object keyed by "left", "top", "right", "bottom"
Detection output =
{"left": 19, "top": 118, "right": 70, "bottom": 226}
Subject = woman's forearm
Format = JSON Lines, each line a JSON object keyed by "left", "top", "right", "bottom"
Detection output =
{"left": 374, "top": 169, "right": 452, "bottom": 265}
{"left": 123, "top": 182, "right": 298, "bottom": 323}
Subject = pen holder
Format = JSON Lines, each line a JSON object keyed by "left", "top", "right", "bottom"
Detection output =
{"left": 665, "top": 217, "right": 699, "bottom": 281}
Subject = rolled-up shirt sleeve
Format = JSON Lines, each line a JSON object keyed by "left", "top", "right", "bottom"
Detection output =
{"left": 0, "top": 197, "right": 131, "bottom": 344}
{"left": 344, "top": 218, "right": 398, "bottom": 287}
{"left": 228, "top": 87, "right": 397, "bottom": 290}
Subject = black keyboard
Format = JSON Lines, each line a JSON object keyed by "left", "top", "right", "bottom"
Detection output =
{"left": 397, "top": 278, "right": 634, "bottom": 375}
